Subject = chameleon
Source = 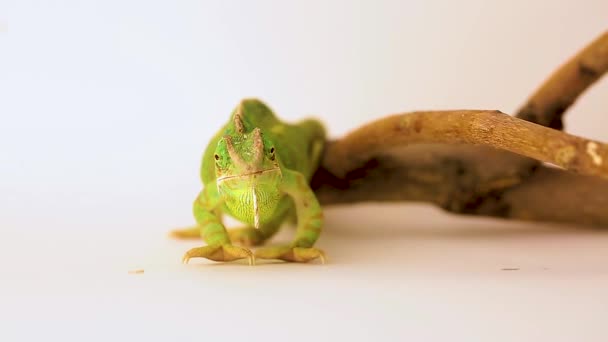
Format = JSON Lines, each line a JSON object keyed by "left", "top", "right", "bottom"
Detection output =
{"left": 171, "top": 99, "right": 327, "bottom": 265}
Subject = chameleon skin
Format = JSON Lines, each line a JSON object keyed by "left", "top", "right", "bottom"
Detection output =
{"left": 173, "top": 99, "right": 326, "bottom": 264}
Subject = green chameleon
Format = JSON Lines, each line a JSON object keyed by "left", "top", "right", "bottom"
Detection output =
{"left": 171, "top": 99, "right": 327, "bottom": 265}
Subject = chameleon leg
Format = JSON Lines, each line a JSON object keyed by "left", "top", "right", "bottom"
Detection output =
{"left": 182, "top": 186, "right": 254, "bottom": 265}
{"left": 255, "top": 170, "right": 325, "bottom": 263}
{"left": 170, "top": 210, "right": 222, "bottom": 239}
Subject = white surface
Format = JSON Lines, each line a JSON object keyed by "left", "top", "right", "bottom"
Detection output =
{"left": 2, "top": 1, "right": 608, "bottom": 341}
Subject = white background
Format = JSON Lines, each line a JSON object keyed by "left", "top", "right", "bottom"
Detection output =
{"left": 2, "top": 1, "right": 608, "bottom": 341}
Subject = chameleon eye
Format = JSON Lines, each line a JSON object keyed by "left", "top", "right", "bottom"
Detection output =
{"left": 214, "top": 154, "right": 220, "bottom": 161}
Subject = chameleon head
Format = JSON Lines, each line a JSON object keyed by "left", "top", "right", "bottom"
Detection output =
{"left": 214, "top": 123, "right": 283, "bottom": 229}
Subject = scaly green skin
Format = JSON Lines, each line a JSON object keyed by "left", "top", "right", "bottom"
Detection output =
{"left": 172, "top": 99, "right": 326, "bottom": 264}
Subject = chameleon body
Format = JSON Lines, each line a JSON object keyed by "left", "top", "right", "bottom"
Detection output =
{"left": 172, "top": 99, "right": 326, "bottom": 264}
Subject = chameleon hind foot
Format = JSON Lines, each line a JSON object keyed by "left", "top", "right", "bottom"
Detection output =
{"left": 182, "top": 244, "right": 255, "bottom": 265}
{"left": 169, "top": 226, "right": 200, "bottom": 239}
{"left": 255, "top": 245, "right": 326, "bottom": 264}
{"left": 228, "top": 227, "right": 265, "bottom": 247}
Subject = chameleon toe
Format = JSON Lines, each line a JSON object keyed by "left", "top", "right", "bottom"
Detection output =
{"left": 255, "top": 245, "right": 326, "bottom": 263}
{"left": 181, "top": 244, "right": 254, "bottom": 264}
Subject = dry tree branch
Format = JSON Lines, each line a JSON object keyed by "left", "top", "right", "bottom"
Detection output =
{"left": 500, "top": 30, "right": 608, "bottom": 181}
{"left": 517, "top": 31, "right": 608, "bottom": 129}
{"left": 313, "top": 146, "right": 608, "bottom": 227}
{"left": 322, "top": 110, "right": 608, "bottom": 180}
{"left": 312, "top": 30, "right": 608, "bottom": 227}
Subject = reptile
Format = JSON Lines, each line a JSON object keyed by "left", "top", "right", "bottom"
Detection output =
{"left": 171, "top": 99, "right": 326, "bottom": 265}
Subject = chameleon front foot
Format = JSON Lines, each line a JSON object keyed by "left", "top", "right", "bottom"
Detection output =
{"left": 182, "top": 244, "right": 255, "bottom": 265}
{"left": 255, "top": 245, "right": 326, "bottom": 264}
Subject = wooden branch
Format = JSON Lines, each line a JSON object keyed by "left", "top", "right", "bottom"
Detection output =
{"left": 313, "top": 145, "right": 608, "bottom": 227}
{"left": 517, "top": 30, "right": 608, "bottom": 129}
{"left": 495, "top": 31, "right": 608, "bottom": 183}
{"left": 323, "top": 110, "right": 608, "bottom": 179}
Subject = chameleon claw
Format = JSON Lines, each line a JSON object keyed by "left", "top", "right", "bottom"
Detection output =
{"left": 294, "top": 247, "right": 326, "bottom": 264}
{"left": 317, "top": 250, "right": 327, "bottom": 265}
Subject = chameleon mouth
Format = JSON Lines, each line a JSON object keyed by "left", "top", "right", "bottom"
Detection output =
{"left": 216, "top": 167, "right": 281, "bottom": 182}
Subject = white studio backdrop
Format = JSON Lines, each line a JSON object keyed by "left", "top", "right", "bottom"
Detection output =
{"left": 1, "top": 1, "right": 608, "bottom": 342}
